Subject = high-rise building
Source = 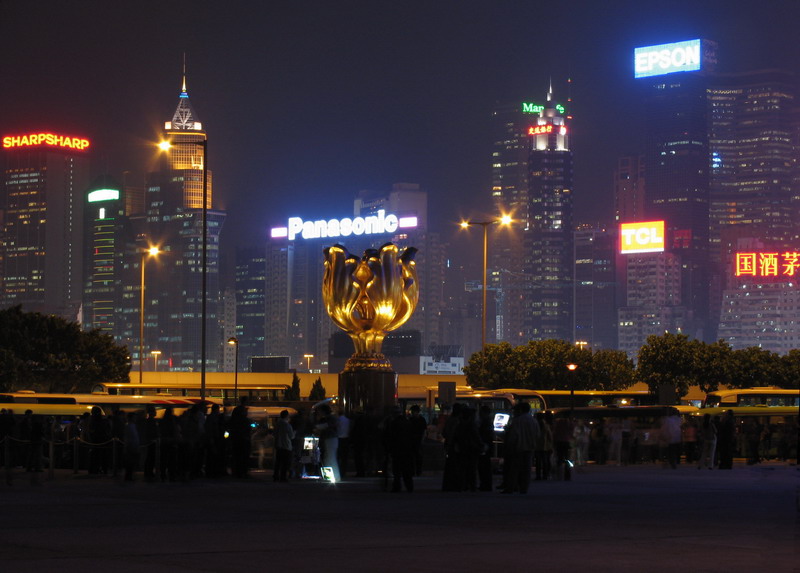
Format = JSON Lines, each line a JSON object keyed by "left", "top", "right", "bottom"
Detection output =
{"left": 614, "top": 155, "right": 646, "bottom": 224}
{"left": 1, "top": 132, "right": 92, "bottom": 320}
{"left": 82, "top": 176, "right": 129, "bottom": 333}
{"left": 573, "top": 226, "right": 618, "bottom": 350}
{"left": 524, "top": 89, "right": 574, "bottom": 342}
{"left": 637, "top": 39, "right": 718, "bottom": 342}
{"left": 122, "top": 76, "right": 226, "bottom": 372}
{"left": 234, "top": 247, "right": 266, "bottom": 371}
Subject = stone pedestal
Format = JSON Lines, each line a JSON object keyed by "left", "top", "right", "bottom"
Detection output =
{"left": 338, "top": 370, "right": 397, "bottom": 419}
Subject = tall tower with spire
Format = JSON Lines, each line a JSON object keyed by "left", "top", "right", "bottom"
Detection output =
{"left": 122, "top": 71, "right": 226, "bottom": 373}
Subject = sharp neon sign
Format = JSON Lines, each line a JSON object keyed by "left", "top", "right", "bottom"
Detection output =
{"left": 634, "top": 39, "right": 702, "bottom": 78}
{"left": 522, "top": 102, "right": 566, "bottom": 115}
{"left": 620, "top": 221, "right": 665, "bottom": 254}
{"left": 2, "top": 133, "right": 91, "bottom": 150}
{"left": 271, "top": 209, "right": 418, "bottom": 241}
{"left": 735, "top": 252, "right": 800, "bottom": 278}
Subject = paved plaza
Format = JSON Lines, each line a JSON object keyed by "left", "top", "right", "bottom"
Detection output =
{"left": 1, "top": 462, "right": 797, "bottom": 572}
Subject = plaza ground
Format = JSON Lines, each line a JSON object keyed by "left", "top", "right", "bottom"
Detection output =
{"left": 1, "top": 461, "right": 797, "bottom": 572}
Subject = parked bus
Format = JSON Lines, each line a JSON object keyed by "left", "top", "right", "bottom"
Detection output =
{"left": 491, "top": 388, "right": 658, "bottom": 410}
{"left": 702, "top": 387, "right": 799, "bottom": 409}
{"left": 0, "top": 391, "right": 220, "bottom": 415}
{"left": 93, "top": 381, "right": 288, "bottom": 403}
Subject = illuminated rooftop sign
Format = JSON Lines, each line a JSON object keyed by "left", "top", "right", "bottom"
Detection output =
{"left": 528, "top": 124, "right": 567, "bottom": 136}
{"left": 2, "top": 133, "right": 91, "bottom": 151}
{"left": 620, "top": 221, "right": 665, "bottom": 254}
{"left": 87, "top": 189, "right": 120, "bottom": 203}
{"left": 522, "top": 102, "right": 566, "bottom": 115}
{"left": 634, "top": 39, "right": 702, "bottom": 78}
{"left": 271, "top": 209, "right": 418, "bottom": 241}
{"left": 735, "top": 252, "right": 800, "bottom": 278}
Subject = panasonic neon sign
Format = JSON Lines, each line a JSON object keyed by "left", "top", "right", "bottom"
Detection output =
{"left": 634, "top": 40, "right": 702, "bottom": 78}
{"left": 271, "top": 209, "right": 418, "bottom": 241}
{"left": 2, "top": 132, "right": 91, "bottom": 150}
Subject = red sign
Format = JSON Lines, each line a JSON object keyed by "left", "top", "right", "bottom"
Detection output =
{"left": 735, "top": 252, "right": 800, "bottom": 277}
{"left": 3, "top": 133, "right": 90, "bottom": 151}
{"left": 529, "top": 125, "right": 553, "bottom": 135}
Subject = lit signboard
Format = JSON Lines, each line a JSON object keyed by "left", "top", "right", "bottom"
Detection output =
{"left": 271, "top": 209, "right": 417, "bottom": 241}
{"left": 87, "top": 189, "right": 120, "bottom": 203}
{"left": 2, "top": 133, "right": 91, "bottom": 150}
{"left": 522, "top": 102, "right": 566, "bottom": 115}
{"left": 528, "top": 124, "right": 567, "bottom": 136}
{"left": 634, "top": 39, "right": 702, "bottom": 78}
{"left": 735, "top": 252, "right": 800, "bottom": 278}
{"left": 620, "top": 221, "right": 665, "bottom": 254}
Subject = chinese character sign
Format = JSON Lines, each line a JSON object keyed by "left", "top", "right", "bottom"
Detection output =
{"left": 735, "top": 252, "right": 800, "bottom": 278}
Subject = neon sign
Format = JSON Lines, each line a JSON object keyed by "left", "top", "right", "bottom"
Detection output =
{"left": 3, "top": 133, "right": 91, "bottom": 150}
{"left": 87, "top": 189, "right": 120, "bottom": 203}
{"left": 735, "top": 252, "right": 800, "bottom": 278}
{"left": 620, "top": 221, "right": 665, "bottom": 254}
{"left": 634, "top": 39, "right": 702, "bottom": 78}
{"left": 271, "top": 209, "right": 418, "bottom": 241}
{"left": 522, "top": 102, "right": 566, "bottom": 115}
{"left": 528, "top": 124, "right": 567, "bottom": 136}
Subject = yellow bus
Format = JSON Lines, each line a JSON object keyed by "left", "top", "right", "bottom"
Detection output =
{"left": 701, "top": 387, "right": 799, "bottom": 409}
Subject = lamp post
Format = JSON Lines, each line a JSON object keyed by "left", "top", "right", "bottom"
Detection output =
{"left": 151, "top": 350, "right": 162, "bottom": 372}
{"left": 159, "top": 137, "right": 208, "bottom": 400}
{"left": 460, "top": 215, "right": 512, "bottom": 366}
{"left": 139, "top": 246, "right": 160, "bottom": 385}
{"left": 303, "top": 353, "right": 314, "bottom": 372}
{"left": 566, "top": 363, "right": 578, "bottom": 415}
{"left": 227, "top": 337, "right": 239, "bottom": 405}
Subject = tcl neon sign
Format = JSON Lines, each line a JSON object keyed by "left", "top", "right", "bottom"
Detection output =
{"left": 271, "top": 209, "right": 418, "bottom": 241}
{"left": 620, "top": 221, "right": 665, "bottom": 254}
{"left": 735, "top": 252, "right": 800, "bottom": 278}
{"left": 3, "top": 133, "right": 91, "bottom": 150}
{"left": 634, "top": 39, "right": 702, "bottom": 78}
{"left": 528, "top": 125, "right": 566, "bottom": 136}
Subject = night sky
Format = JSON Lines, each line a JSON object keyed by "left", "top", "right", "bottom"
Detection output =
{"left": 1, "top": 1, "right": 799, "bottom": 260}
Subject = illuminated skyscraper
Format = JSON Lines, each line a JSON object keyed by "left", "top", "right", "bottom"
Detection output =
{"left": 524, "top": 89, "right": 574, "bottom": 341}
{"left": 122, "top": 76, "right": 226, "bottom": 372}
{"left": 1, "top": 132, "right": 92, "bottom": 320}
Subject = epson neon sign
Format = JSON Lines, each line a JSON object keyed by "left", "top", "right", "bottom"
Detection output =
{"left": 271, "top": 209, "right": 418, "bottom": 241}
{"left": 2, "top": 132, "right": 91, "bottom": 150}
{"left": 634, "top": 40, "right": 702, "bottom": 78}
{"left": 522, "top": 102, "right": 565, "bottom": 115}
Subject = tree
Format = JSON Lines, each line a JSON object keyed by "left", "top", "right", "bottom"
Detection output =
{"left": 589, "top": 349, "right": 636, "bottom": 390}
{"left": 636, "top": 332, "right": 696, "bottom": 401}
{"left": 463, "top": 342, "right": 521, "bottom": 388}
{"left": 518, "top": 339, "right": 592, "bottom": 390}
{"left": 308, "top": 377, "right": 326, "bottom": 401}
{"left": 692, "top": 339, "right": 733, "bottom": 394}
{"left": 284, "top": 372, "right": 302, "bottom": 400}
{"left": 0, "top": 306, "right": 130, "bottom": 392}
{"left": 729, "top": 347, "right": 782, "bottom": 388}
{"left": 779, "top": 350, "right": 800, "bottom": 389}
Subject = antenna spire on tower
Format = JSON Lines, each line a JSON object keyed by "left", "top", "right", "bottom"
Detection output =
{"left": 182, "top": 53, "right": 187, "bottom": 94}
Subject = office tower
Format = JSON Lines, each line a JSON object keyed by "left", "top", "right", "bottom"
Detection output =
{"left": 614, "top": 155, "right": 646, "bottom": 224}
{"left": 1, "top": 132, "right": 92, "bottom": 320}
{"left": 234, "top": 247, "right": 267, "bottom": 371}
{"left": 573, "top": 226, "right": 618, "bottom": 350}
{"left": 636, "top": 39, "right": 717, "bottom": 341}
{"left": 82, "top": 176, "right": 129, "bottom": 333}
{"left": 266, "top": 183, "right": 442, "bottom": 372}
{"left": 490, "top": 97, "right": 567, "bottom": 345}
{"left": 124, "top": 76, "right": 226, "bottom": 372}
{"left": 524, "top": 89, "right": 574, "bottom": 342}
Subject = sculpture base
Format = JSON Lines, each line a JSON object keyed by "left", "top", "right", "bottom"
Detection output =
{"left": 338, "top": 370, "right": 397, "bottom": 419}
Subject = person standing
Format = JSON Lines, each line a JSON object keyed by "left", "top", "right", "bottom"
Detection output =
{"left": 123, "top": 412, "right": 140, "bottom": 481}
{"left": 697, "top": 414, "right": 718, "bottom": 470}
{"left": 142, "top": 405, "right": 159, "bottom": 482}
{"left": 717, "top": 410, "right": 736, "bottom": 470}
{"left": 336, "top": 409, "right": 351, "bottom": 478}
{"left": 553, "top": 415, "right": 574, "bottom": 481}
{"left": 384, "top": 406, "right": 414, "bottom": 492}
{"left": 229, "top": 400, "right": 252, "bottom": 479}
{"left": 477, "top": 405, "right": 495, "bottom": 491}
{"left": 273, "top": 409, "right": 295, "bottom": 482}
{"left": 408, "top": 405, "right": 428, "bottom": 477}
{"left": 315, "top": 404, "right": 339, "bottom": 482}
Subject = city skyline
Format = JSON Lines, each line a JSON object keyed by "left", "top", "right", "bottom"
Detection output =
{"left": 1, "top": 1, "right": 798, "bottom": 259}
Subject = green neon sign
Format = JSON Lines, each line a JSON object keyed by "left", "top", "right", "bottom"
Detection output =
{"left": 87, "top": 189, "right": 120, "bottom": 203}
{"left": 522, "top": 102, "right": 565, "bottom": 115}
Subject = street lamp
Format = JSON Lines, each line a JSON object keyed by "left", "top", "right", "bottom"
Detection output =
{"left": 151, "top": 350, "right": 162, "bottom": 372}
{"left": 159, "top": 137, "right": 209, "bottom": 400}
{"left": 303, "top": 353, "right": 314, "bottom": 372}
{"left": 139, "top": 246, "right": 160, "bottom": 385}
{"left": 566, "top": 363, "right": 578, "bottom": 414}
{"left": 227, "top": 337, "right": 239, "bottom": 405}
{"left": 459, "top": 215, "right": 512, "bottom": 364}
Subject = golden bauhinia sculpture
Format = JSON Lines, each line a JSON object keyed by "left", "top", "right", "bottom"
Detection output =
{"left": 323, "top": 242, "right": 418, "bottom": 372}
